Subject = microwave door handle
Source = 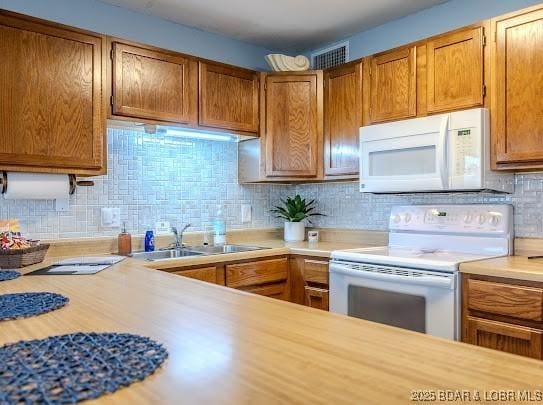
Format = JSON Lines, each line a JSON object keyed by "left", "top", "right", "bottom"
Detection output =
{"left": 438, "top": 115, "right": 450, "bottom": 189}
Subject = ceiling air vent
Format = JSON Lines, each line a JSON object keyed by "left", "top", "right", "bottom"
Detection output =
{"left": 311, "top": 42, "right": 349, "bottom": 70}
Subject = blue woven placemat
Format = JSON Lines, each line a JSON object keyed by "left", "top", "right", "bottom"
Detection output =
{"left": 0, "top": 292, "right": 68, "bottom": 321}
{"left": 0, "top": 332, "right": 168, "bottom": 404}
{"left": 0, "top": 271, "right": 20, "bottom": 282}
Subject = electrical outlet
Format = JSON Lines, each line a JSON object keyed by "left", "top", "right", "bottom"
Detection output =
{"left": 155, "top": 221, "right": 171, "bottom": 235}
{"left": 241, "top": 204, "right": 252, "bottom": 223}
{"left": 101, "top": 208, "right": 120, "bottom": 228}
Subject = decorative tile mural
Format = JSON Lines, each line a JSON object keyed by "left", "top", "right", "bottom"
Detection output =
{"left": 2, "top": 127, "right": 543, "bottom": 239}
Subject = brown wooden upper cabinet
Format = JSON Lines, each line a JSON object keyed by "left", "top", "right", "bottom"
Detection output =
{"left": 367, "top": 46, "right": 417, "bottom": 123}
{"left": 426, "top": 26, "right": 484, "bottom": 113}
{"left": 199, "top": 62, "right": 259, "bottom": 134}
{"left": 323, "top": 62, "right": 362, "bottom": 177}
{"left": 491, "top": 5, "right": 543, "bottom": 170}
{"left": 263, "top": 71, "right": 323, "bottom": 178}
{"left": 0, "top": 11, "right": 106, "bottom": 175}
{"left": 111, "top": 41, "right": 197, "bottom": 125}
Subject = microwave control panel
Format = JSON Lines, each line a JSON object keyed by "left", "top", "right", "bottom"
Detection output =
{"left": 452, "top": 127, "right": 480, "bottom": 177}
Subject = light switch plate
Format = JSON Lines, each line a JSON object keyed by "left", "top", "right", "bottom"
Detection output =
{"left": 241, "top": 204, "right": 252, "bottom": 223}
{"left": 101, "top": 207, "right": 120, "bottom": 228}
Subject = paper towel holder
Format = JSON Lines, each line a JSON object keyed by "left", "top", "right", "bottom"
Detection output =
{"left": 0, "top": 172, "right": 94, "bottom": 195}
{"left": 68, "top": 175, "right": 94, "bottom": 195}
{"left": 0, "top": 171, "right": 7, "bottom": 194}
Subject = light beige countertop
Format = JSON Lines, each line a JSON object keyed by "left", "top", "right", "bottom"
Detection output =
{"left": 460, "top": 255, "right": 543, "bottom": 282}
{"left": 3, "top": 254, "right": 543, "bottom": 403}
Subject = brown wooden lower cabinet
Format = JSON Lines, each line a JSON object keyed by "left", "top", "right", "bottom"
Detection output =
{"left": 163, "top": 257, "right": 289, "bottom": 301}
{"left": 163, "top": 255, "right": 330, "bottom": 306}
{"left": 304, "top": 286, "right": 329, "bottom": 310}
{"left": 242, "top": 282, "right": 288, "bottom": 301}
{"left": 226, "top": 257, "right": 289, "bottom": 300}
{"left": 462, "top": 273, "right": 543, "bottom": 359}
{"left": 172, "top": 266, "right": 224, "bottom": 285}
{"left": 465, "top": 317, "right": 543, "bottom": 359}
{"left": 289, "top": 255, "right": 330, "bottom": 311}
{"left": 226, "top": 258, "right": 288, "bottom": 288}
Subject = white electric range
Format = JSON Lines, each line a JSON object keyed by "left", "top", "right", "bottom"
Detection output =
{"left": 329, "top": 204, "right": 513, "bottom": 341}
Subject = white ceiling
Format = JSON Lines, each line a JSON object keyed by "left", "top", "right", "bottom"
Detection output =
{"left": 98, "top": 0, "right": 449, "bottom": 51}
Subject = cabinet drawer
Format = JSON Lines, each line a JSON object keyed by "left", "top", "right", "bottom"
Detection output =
{"left": 172, "top": 266, "right": 222, "bottom": 285}
{"left": 466, "top": 317, "right": 543, "bottom": 359}
{"left": 304, "top": 286, "right": 329, "bottom": 311}
{"left": 303, "top": 259, "right": 329, "bottom": 285}
{"left": 242, "top": 282, "right": 288, "bottom": 301}
{"left": 226, "top": 258, "right": 288, "bottom": 288}
{"left": 467, "top": 279, "right": 543, "bottom": 321}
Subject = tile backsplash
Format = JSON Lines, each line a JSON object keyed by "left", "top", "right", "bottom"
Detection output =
{"left": 2, "top": 128, "right": 543, "bottom": 239}
{"left": 0, "top": 129, "right": 289, "bottom": 240}
{"left": 296, "top": 174, "right": 543, "bottom": 238}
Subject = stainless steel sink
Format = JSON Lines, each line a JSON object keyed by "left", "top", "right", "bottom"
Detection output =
{"left": 130, "top": 245, "right": 268, "bottom": 261}
{"left": 130, "top": 249, "right": 204, "bottom": 261}
{"left": 188, "top": 245, "right": 268, "bottom": 254}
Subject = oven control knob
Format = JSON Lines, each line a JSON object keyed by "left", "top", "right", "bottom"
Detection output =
{"left": 489, "top": 215, "right": 500, "bottom": 226}
{"left": 463, "top": 214, "right": 473, "bottom": 224}
{"left": 392, "top": 214, "right": 401, "bottom": 223}
{"left": 477, "top": 214, "right": 486, "bottom": 225}
{"left": 404, "top": 213, "right": 412, "bottom": 223}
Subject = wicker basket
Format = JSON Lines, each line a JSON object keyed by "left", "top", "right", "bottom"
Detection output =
{"left": 0, "top": 243, "right": 49, "bottom": 269}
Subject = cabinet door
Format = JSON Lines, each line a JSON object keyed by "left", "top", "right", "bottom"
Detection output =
{"left": 226, "top": 258, "right": 288, "bottom": 288}
{"left": 492, "top": 7, "right": 543, "bottom": 166}
{"left": 369, "top": 46, "right": 416, "bottom": 123}
{"left": 172, "top": 266, "right": 223, "bottom": 285}
{"left": 112, "top": 42, "right": 197, "bottom": 124}
{"left": 467, "top": 279, "right": 543, "bottom": 322}
{"left": 324, "top": 62, "right": 362, "bottom": 176}
{"left": 426, "top": 27, "right": 484, "bottom": 113}
{"left": 242, "top": 282, "right": 288, "bottom": 301}
{"left": 304, "top": 286, "right": 329, "bottom": 311}
{"left": 264, "top": 72, "right": 323, "bottom": 177}
{"left": 466, "top": 317, "right": 542, "bottom": 359}
{"left": 303, "top": 259, "right": 329, "bottom": 285}
{"left": 0, "top": 12, "right": 105, "bottom": 173}
{"left": 199, "top": 62, "right": 259, "bottom": 133}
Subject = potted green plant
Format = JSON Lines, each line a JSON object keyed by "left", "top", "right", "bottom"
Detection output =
{"left": 271, "top": 195, "right": 324, "bottom": 242}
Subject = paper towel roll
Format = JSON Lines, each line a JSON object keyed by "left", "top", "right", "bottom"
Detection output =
{"left": 3, "top": 172, "right": 70, "bottom": 201}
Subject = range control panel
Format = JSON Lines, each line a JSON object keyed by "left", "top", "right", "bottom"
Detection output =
{"left": 389, "top": 204, "right": 513, "bottom": 234}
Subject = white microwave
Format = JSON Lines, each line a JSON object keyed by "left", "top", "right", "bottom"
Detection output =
{"left": 359, "top": 108, "right": 513, "bottom": 193}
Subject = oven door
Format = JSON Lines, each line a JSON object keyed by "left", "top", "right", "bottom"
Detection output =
{"left": 329, "top": 261, "right": 459, "bottom": 340}
{"left": 359, "top": 113, "right": 450, "bottom": 193}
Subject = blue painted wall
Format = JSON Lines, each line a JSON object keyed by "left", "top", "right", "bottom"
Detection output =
{"left": 307, "top": 0, "right": 542, "bottom": 60}
{"left": 0, "top": 0, "right": 274, "bottom": 70}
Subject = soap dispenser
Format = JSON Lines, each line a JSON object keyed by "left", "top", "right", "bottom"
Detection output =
{"left": 118, "top": 222, "right": 132, "bottom": 256}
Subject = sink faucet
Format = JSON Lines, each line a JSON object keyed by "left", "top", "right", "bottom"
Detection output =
{"left": 171, "top": 224, "right": 191, "bottom": 249}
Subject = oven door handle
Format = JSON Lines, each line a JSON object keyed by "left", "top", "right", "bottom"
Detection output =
{"left": 330, "top": 263, "right": 455, "bottom": 289}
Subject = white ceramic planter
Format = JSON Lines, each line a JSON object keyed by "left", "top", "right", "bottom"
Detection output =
{"left": 284, "top": 221, "right": 305, "bottom": 242}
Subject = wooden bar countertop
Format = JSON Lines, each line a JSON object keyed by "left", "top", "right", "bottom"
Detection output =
{"left": 2, "top": 256, "right": 543, "bottom": 404}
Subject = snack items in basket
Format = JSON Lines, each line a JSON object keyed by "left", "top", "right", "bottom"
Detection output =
{"left": 0, "top": 232, "right": 33, "bottom": 251}
{"left": 0, "top": 232, "right": 49, "bottom": 268}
